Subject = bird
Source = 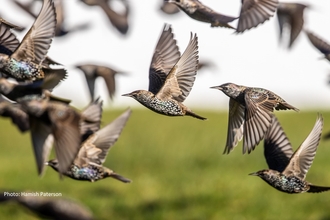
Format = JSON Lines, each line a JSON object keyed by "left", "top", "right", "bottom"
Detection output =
{"left": 75, "top": 63, "right": 126, "bottom": 100}
{"left": 277, "top": 2, "right": 308, "bottom": 48}
{"left": 249, "top": 115, "right": 330, "bottom": 194}
{"left": 0, "top": 191, "right": 94, "bottom": 220}
{"left": 0, "top": 95, "right": 29, "bottom": 132}
{"left": 165, "top": 0, "right": 237, "bottom": 29}
{"left": 210, "top": 82, "right": 298, "bottom": 154}
{"left": 79, "top": 0, "right": 130, "bottom": 35}
{"left": 305, "top": 30, "right": 330, "bottom": 62}
{"left": 0, "top": 15, "right": 63, "bottom": 69}
{"left": 0, "top": 0, "right": 57, "bottom": 81}
{"left": 46, "top": 108, "right": 132, "bottom": 183}
{"left": 236, "top": 0, "right": 279, "bottom": 33}
{"left": 20, "top": 98, "right": 101, "bottom": 175}
{"left": 122, "top": 24, "right": 206, "bottom": 120}
{"left": 13, "top": 0, "right": 90, "bottom": 37}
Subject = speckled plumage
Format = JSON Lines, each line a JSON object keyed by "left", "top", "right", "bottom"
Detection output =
{"left": 0, "top": 0, "right": 57, "bottom": 81}
{"left": 123, "top": 24, "right": 206, "bottom": 120}
{"left": 250, "top": 115, "right": 330, "bottom": 194}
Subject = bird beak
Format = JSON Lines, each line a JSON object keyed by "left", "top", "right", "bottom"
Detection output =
{"left": 248, "top": 172, "right": 258, "bottom": 176}
{"left": 122, "top": 93, "right": 132, "bottom": 97}
{"left": 210, "top": 85, "right": 222, "bottom": 90}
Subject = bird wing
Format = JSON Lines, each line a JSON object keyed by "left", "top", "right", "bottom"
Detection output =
{"left": 80, "top": 98, "right": 103, "bottom": 141}
{"left": 283, "top": 115, "right": 323, "bottom": 180}
{"left": 29, "top": 117, "right": 52, "bottom": 175}
{"left": 97, "top": 0, "right": 129, "bottom": 34}
{"left": 0, "top": 102, "right": 30, "bottom": 132}
{"left": 11, "top": 0, "right": 56, "bottom": 64}
{"left": 156, "top": 32, "right": 198, "bottom": 102}
{"left": 149, "top": 24, "right": 180, "bottom": 95}
{"left": 288, "top": 4, "right": 306, "bottom": 48}
{"left": 223, "top": 99, "right": 245, "bottom": 154}
{"left": 305, "top": 31, "right": 330, "bottom": 55}
{"left": 79, "top": 109, "right": 131, "bottom": 165}
{"left": 263, "top": 116, "right": 293, "bottom": 172}
{"left": 48, "top": 102, "right": 82, "bottom": 174}
{"left": 76, "top": 64, "right": 97, "bottom": 100}
{"left": 0, "top": 23, "right": 20, "bottom": 55}
{"left": 243, "top": 88, "right": 275, "bottom": 153}
{"left": 96, "top": 66, "right": 118, "bottom": 100}
{"left": 236, "top": 0, "right": 279, "bottom": 33}
{"left": 54, "top": 0, "right": 64, "bottom": 35}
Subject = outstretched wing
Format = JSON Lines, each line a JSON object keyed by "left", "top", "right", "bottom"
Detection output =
{"left": 236, "top": 0, "right": 279, "bottom": 33}
{"left": 149, "top": 24, "right": 180, "bottom": 95}
{"left": 264, "top": 116, "right": 293, "bottom": 172}
{"left": 283, "top": 114, "right": 323, "bottom": 180}
{"left": 156, "top": 32, "right": 199, "bottom": 102}
{"left": 78, "top": 109, "right": 131, "bottom": 166}
{"left": 12, "top": 0, "right": 56, "bottom": 64}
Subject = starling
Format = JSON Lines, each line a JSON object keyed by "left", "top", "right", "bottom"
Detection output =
{"left": 0, "top": 191, "right": 94, "bottom": 220}
{"left": 0, "top": 95, "right": 29, "bottom": 132}
{"left": 46, "top": 109, "right": 132, "bottom": 183}
{"left": 236, "top": 0, "right": 279, "bottom": 33}
{"left": 80, "top": 0, "right": 129, "bottom": 35}
{"left": 14, "top": 0, "right": 90, "bottom": 37}
{"left": 165, "top": 0, "right": 237, "bottom": 29}
{"left": 249, "top": 115, "right": 330, "bottom": 193}
{"left": 210, "top": 82, "right": 298, "bottom": 154}
{"left": 305, "top": 30, "right": 330, "bottom": 62}
{"left": 122, "top": 24, "right": 206, "bottom": 120}
{"left": 75, "top": 63, "right": 126, "bottom": 100}
{"left": 277, "top": 3, "right": 308, "bottom": 48}
{"left": 20, "top": 98, "right": 101, "bottom": 175}
{"left": 0, "top": 0, "right": 57, "bottom": 81}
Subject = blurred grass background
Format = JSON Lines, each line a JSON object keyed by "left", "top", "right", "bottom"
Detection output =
{"left": 0, "top": 109, "right": 330, "bottom": 220}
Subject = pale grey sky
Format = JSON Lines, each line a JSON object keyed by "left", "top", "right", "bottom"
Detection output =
{"left": 2, "top": 0, "right": 330, "bottom": 110}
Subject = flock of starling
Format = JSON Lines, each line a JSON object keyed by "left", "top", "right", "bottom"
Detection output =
{"left": 0, "top": 0, "right": 330, "bottom": 219}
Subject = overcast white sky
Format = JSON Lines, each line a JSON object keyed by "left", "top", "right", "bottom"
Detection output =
{"left": 2, "top": 0, "right": 330, "bottom": 111}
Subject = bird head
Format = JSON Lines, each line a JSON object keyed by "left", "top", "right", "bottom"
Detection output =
{"left": 122, "top": 90, "right": 141, "bottom": 100}
{"left": 210, "top": 83, "right": 243, "bottom": 98}
{"left": 45, "top": 159, "right": 60, "bottom": 172}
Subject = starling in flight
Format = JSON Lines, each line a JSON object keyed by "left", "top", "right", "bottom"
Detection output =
{"left": 277, "top": 2, "right": 308, "bottom": 48}
{"left": 166, "top": 0, "right": 237, "bottom": 29}
{"left": 305, "top": 30, "right": 330, "bottom": 62}
{"left": 249, "top": 115, "right": 330, "bottom": 193}
{"left": 210, "top": 82, "right": 298, "bottom": 154}
{"left": 123, "top": 24, "right": 206, "bottom": 120}
{"left": 0, "top": 191, "right": 94, "bottom": 220}
{"left": 46, "top": 109, "right": 132, "bottom": 183}
{"left": 80, "top": 0, "right": 130, "bottom": 35}
{"left": 75, "top": 63, "right": 126, "bottom": 100}
{"left": 0, "top": 0, "right": 57, "bottom": 81}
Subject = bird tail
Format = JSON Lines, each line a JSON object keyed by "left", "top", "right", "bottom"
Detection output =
{"left": 186, "top": 110, "right": 207, "bottom": 120}
{"left": 276, "top": 102, "right": 300, "bottom": 112}
{"left": 308, "top": 185, "right": 330, "bottom": 193}
{"left": 110, "top": 172, "right": 132, "bottom": 183}
{"left": 42, "top": 68, "right": 68, "bottom": 90}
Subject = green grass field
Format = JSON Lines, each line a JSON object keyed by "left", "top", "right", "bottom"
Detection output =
{"left": 1, "top": 109, "right": 330, "bottom": 220}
